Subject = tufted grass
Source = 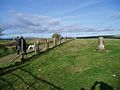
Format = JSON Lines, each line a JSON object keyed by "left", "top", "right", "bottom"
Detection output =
{"left": 0, "top": 39, "right": 120, "bottom": 90}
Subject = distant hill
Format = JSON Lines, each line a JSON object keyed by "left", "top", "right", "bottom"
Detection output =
{"left": 75, "top": 35, "right": 120, "bottom": 39}
{"left": 0, "top": 35, "right": 120, "bottom": 40}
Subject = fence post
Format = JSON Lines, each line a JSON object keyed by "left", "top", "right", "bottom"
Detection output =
{"left": 61, "top": 38, "right": 63, "bottom": 43}
{"left": 21, "top": 38, "right": 24, "bottom": 60}
{"left": 53, "top": 37, "right": 56, "bottom": 46}
{"left": 47, "top": 39, "right": 49, "bottom": 48}
{"left": 59, "top": 37, "right": 61, "bottom": 44}
{"left": 37, "top": 40, "right": 39, "bottom": 53}
{"left": 34, "top": 42, "right": 37, "bottom": 55}
{"left": 45, "top": 39, "right": 49, "bottom": 50}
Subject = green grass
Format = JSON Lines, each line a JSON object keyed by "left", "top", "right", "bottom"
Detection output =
{"left": 0, "top": 39, "right": 120, "bottom": 90}
{"left": 0, "top": 40, "right": 16, "bottom": 57}
{"left": 0, "top": 40, "right": 11, "bottom": 44}
{"left": 0, "top": 46, "right": 16, "bottom": 58}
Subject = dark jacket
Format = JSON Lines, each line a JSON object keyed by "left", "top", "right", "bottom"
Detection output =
{"left": 20, "top": 37, "right": 27, "bottom": 51}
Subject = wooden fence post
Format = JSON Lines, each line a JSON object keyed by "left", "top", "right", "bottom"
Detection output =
{"left": 34, "top": 42, "right": 37, "bottom": 55}
{"left": 53, "top": 37, "right": 56, "bottom": 46}
{"left": 47, "top": 39, "right": 49, "bottom": 48}
{"left": 59, "top": 37, "right": 61, "bottom": 44}
{"left": 45, "top": 39, "right": 49, "bottom": 50}
{"left": 61, "top": 38, "right": 63, "bottom": 43}
{"left": 21, "top": 38, "right": 24, "bottom": 60}
{"left": 37, "top": 40, "right": 40, "bottom": 53}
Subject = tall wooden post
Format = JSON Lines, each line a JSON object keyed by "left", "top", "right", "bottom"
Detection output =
{"left": 34, "top": 42, "right": 37, "bottom": 55}
{"left": 21, "top": 38, "right": 24, "bottom": 60}
{"left": 53, "top": 37, "right": 56, "bottom": 46}
{"left": 97, "top": 37, "right": 105, "bottom": 51}
{"left": 47, "top": 39, "right": 49, "bottom": 48}
{"left": 59, "top": 37, "right": 61, "bottom": 44}
{"left": 45, "top": 39, "right": 49, "bottom": 50}
{"left": 37, "top": 40, "right": 39, "bottom": 53}
{"left": 61, "top": 38, "right": 63, "bottom": 43}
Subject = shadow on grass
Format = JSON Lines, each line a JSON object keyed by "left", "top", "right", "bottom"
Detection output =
{"left": 19, "top": 68, "right": 63, "bottom": 90}
{"left": 11, "top": 73, "right": 38, "bottom": 90}
{"left": 0, "top": 53, "right": 36, "bottom": 77}
{"left": 0, "top": 78, "right": 15, "bottom": 90}
{"left": 0, "top": 40, "right": 70, "bottom": 89}
{"left": 80, "top": 81, "right": 114, "bottom": 90}
{"left": 0, "top": 68, "right": 63, "bottom": 90}
{"left": 0, "top": 46, "right": 54, "bottom": 76}
{"left": 0, "top": 40, "right": 71, "bottom": 77}
{"left": 0, "top": 63, "right": 29, "bottom": 76}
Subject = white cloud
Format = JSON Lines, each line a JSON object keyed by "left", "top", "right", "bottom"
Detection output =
{"left": 61, "top": 0, "right": 104, "bottom": 16}
{"left": 47, "top": 19, "right": 61, "bottom": 26}
{"left": 1, "top": 10, "right": 120, "bottom": 38}
{"left": 5, "top": 11, "right": 62, "bottom": 34}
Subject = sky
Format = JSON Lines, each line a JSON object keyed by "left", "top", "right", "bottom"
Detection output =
{"left": 0, "top": 0, "right": 120, "bottom": 38}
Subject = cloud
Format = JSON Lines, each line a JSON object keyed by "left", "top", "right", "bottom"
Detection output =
{"left": 4, "top": 11, "right": 62, "bottom": 34}
{"left": 112, "top": 11, "right": 120, "bottom": 18}
{"left": 1, "top": 10, "right": 120, "bottom": 38}
{"left": 0, "top": 28, "right": 4, "bottom": 36}
{"left": 61, "top": 0, "right": 104, "bottom": 16}
{"left": 60, "top": 25, "right": 118, "bottom": 33}
{"left": 0, "top": 23, "right": 5, "bottom": 36}
{"left": 47, "top": 19, "right": 61, "bottom": 26}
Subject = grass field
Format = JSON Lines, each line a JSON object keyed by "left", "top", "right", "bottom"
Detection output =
{"left": 0, "top": 39, "right": 120, "bottom": 90}
{"left": 0, "top": 40, "right": 11, "bottom": 44}
{"left": 0, "top": 40, "right": 16, "bottom": 57}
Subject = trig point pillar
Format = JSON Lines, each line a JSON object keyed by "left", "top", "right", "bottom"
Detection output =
{"left": 97, "top": 37, "right": 105, "bottom": 51}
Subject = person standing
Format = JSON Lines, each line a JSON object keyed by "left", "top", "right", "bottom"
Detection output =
{"left": 16, "top": 36, "right": 21, "bottom": 55}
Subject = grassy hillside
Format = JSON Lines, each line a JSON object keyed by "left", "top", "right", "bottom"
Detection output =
{"left": 0, "top": 39, "right": 120, "bottom": 90}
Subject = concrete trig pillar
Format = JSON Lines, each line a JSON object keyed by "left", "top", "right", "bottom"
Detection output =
{"left": 97, "top": 37, "right": 105, "bottom": 51}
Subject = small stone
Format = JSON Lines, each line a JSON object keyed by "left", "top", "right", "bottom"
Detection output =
{"left": 112, "top": 74, "right": 116, "bottom": 77}
{"left": 39, "top": 68, "right": 41, "bottom": 71}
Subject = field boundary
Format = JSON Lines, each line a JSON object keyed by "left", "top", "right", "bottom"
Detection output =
{"left": 0, "top": 39, "right": 73, "bottom": 76}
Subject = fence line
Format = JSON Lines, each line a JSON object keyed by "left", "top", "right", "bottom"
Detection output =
{"left": 10, "top": 38, "right": 70, "bottom": 62}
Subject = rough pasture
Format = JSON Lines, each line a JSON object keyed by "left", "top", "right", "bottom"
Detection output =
{"left": 0, "top": 39, "right": 120, "bottom": 90}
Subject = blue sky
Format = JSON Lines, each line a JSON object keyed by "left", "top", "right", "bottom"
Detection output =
{"left": 0, "top": 0, "right": 120, "bottom": 38}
